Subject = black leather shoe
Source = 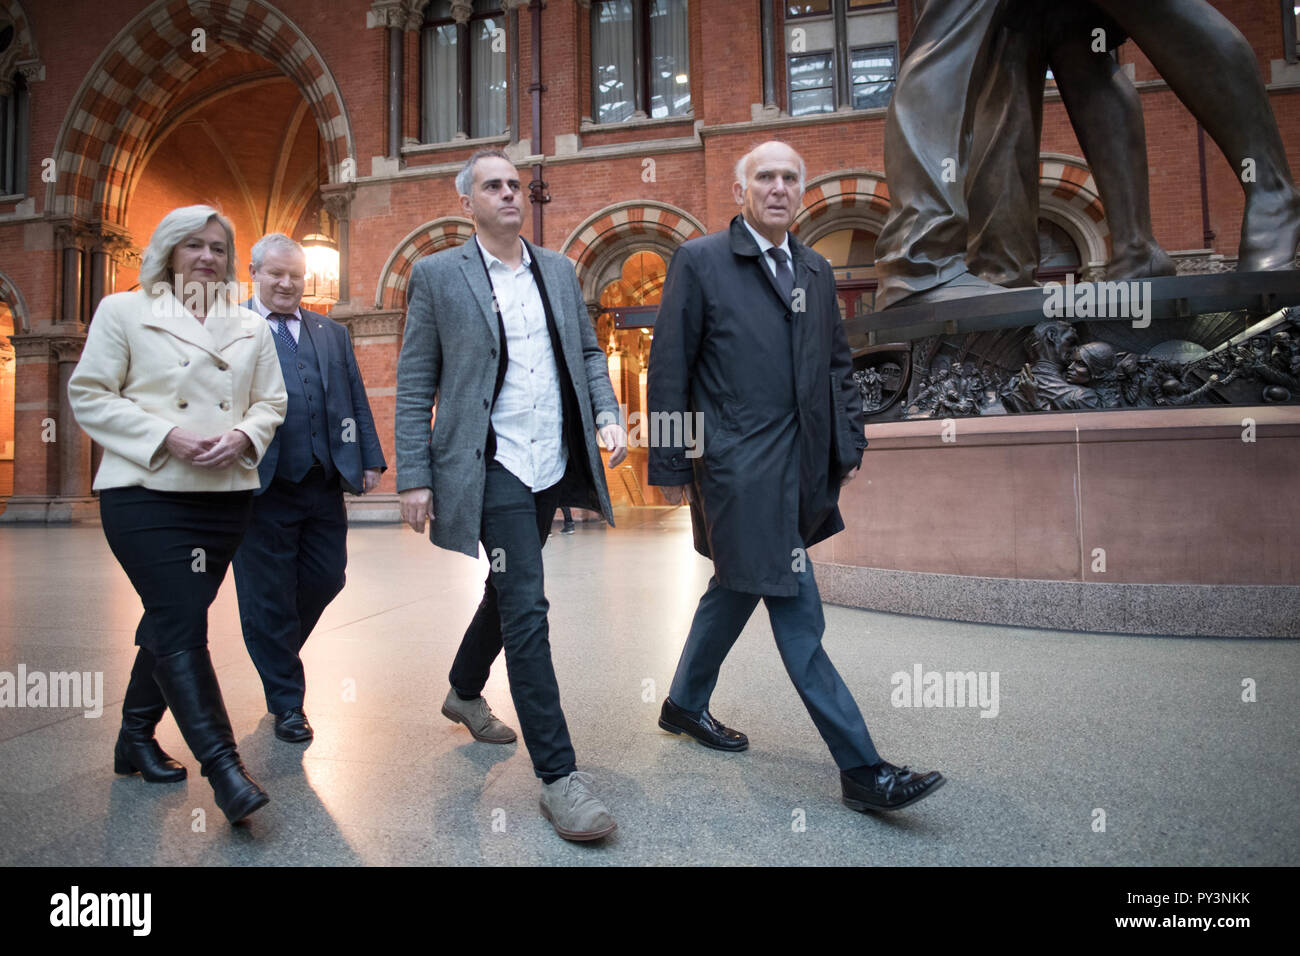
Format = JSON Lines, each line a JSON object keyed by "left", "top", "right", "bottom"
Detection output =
{"left": 658, "top": 697, "right": 748, "bottom": 752}
{"left": 841, "top": 761, "right": 945, "bottom": 812}
{"left": 273, "top": 707, "right": 313, "bottom": 743}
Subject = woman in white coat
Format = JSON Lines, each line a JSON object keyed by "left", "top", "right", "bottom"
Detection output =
{"left": 69, "top": 205, "right": 287, "bottom": 824}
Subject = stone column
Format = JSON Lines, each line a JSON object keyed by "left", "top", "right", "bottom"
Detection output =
{"left": 333, "top": 311, "right": 403, "bottom": 522}
{"left": 51, "top": 338, "right": 93, "bottom": 507}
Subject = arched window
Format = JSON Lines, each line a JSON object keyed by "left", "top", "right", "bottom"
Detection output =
{"left": 421, "top": 0, "right": 508, "bottom": 143}
{"left": 1, "top": 25, "right": 30, "bottom": 197}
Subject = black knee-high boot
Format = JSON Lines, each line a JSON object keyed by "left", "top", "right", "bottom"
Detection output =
{"left": 114, "top": 647, "right": 187, "bottom": 782}
{"left": 151, "top": 647, "right": 269, "bottom": 823}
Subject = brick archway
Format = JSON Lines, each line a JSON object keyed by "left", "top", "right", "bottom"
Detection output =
{"left": 560, "top": 201, "right": 706, "bottom": 293}
{"left": 49, "top": 0, "right": 354, "bottom": 225}
{"left": 375, "top": 217, "right": 475, "bottom": 310}
{"left": 791, "top": 170, "right": 892, "bottom": 238}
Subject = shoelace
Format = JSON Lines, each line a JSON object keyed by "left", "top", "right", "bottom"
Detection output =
{"left": 563, "top": 770, "right": 596, "bottom": 797}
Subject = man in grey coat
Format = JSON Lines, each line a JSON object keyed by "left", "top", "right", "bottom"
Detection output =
{"left": 395, "top": 149, "right": 627, "bottom": 842}
{"left": 648, "top": 141, "right": 945, "bottom": 814}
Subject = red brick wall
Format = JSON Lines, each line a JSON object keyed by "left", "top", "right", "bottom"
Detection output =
{"left": 3, "top": 0, "right": 1298, "bottom": 503}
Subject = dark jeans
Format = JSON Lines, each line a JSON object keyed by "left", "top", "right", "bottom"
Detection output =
{"left": 668, "top": 564, "right": 882, "bottom": 770}
{"left": 231, "top": 468, "right": 348, "bottom": 713}
{"left": 99, "top": 486, "right": 254, "bottom": 656}
{"left": 448, "top": 460, "right": 575, "bottom": 779}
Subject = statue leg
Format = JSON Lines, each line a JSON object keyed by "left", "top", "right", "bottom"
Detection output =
{"left": 966, "top": 9, "right": 1047, "bottom": 288}
{"left": 1047, "top": 31, "right": 1176, "bottom": 279}
{"left": 1092, "top": 0, "right": 1300, "bottom": 271}
{"left": 873, "top": 0, "right": 1011, "bottom": 308}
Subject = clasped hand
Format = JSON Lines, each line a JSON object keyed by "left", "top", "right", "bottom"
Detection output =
{"left": 165, "top": 427, "right": 251, "bottom": 469}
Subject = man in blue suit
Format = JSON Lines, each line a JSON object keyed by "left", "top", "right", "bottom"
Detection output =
{"left": 232, "top": 233, "right": 386, "bottom": 742}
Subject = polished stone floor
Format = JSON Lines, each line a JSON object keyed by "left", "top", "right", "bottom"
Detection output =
{"left": 0, "top": 508, "right": 1296, "bottom": 866}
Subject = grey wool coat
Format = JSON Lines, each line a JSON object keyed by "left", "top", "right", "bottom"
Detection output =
{"left": 395, "top": 237, "right": 620, "bottom": 558}
{"left": 647, "top": 216, "right": 869, "bottom": 597}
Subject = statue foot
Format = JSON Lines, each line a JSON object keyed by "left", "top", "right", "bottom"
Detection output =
{"left": 1237, "top": 190, "right": 1300, "bottom": 272}
{"left": 1105, "top": 244, "right": 1177, "bottom": 280}
{"left": 887, "top": 271, "right": 1005, "bottom": 309}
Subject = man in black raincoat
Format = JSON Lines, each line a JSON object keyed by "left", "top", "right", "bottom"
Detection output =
{"left": 646, "top": 141, "right": 945, "bottom": 813}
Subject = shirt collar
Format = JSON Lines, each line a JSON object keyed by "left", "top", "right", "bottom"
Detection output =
{"left": 476, "top": 235, "right": 530, "bottom": 272}
{"left": 252, "top": 295, "right": 302, "bottom": 322}
{"left": 741, "top": 217, "right": 792, "bottom": 262}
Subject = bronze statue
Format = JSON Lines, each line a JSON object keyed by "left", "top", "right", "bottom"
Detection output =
{"left": 875, "top": 0, "right": 1300, "bottom": 310}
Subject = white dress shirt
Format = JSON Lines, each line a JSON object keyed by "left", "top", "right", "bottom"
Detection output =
{"left": 477, "top": 236, "right": 567, "bottom": 492}
{"left": 741, "top": 217, "right": 793, "bottom": 279}
{"left": 251, "top": 295, "right": 302, "bottom": 343}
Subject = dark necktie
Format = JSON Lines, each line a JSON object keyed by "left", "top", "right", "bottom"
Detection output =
{"left": 766, "top": 247, "right": 794, "bottom": 304}
{"left": 270, "top": 313, "right": 298, "bottom": 353}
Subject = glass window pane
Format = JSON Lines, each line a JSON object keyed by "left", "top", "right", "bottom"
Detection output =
{"left": 786, "top": 1, "right": 831, "bottom": 17}
{"left": 421, "top": 23, "right": 458, "bottom": 142}
{"left": 471, "top": 16, "right": 508, "bottom": 137}
{"left": 649, "top": 0, "right": 690, "bottom": 118}
{"left": 789, "top": 51, "right": 834, "bottom": 115}
{"left": 593, "top": 0, "right": 636, "bottom": 123}
{"left": 851, "top": 45, "right": 895, "bottom": 110}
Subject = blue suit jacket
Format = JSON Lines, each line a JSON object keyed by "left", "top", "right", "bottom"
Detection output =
{"left": 249, "top": 303, "right": 386, "bottom": 495}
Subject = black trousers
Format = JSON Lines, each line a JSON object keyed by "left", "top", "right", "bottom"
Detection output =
{"left": 231, "top": 468, "right": 348, "bottom": 713}
{"left": 448, "top": 460, "right": 574, "bottom": 779}
{"left": 99, "top": 486, "right": 254, "bottom": 656}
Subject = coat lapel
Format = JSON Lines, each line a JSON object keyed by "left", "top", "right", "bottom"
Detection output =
{"left": 728, "top": 215, "right": 793, "bottom": 312}
{"left": 301, "top": 309, "right": 331, "bottom": 392}
{"left": 525, "top": 240, "right": 572, "bottom": 364}
{"left": 140, "top": 290, "right": 225, "bottom": 358}
{"left": 459, "top": 240, "right": 502, "bottom": 348}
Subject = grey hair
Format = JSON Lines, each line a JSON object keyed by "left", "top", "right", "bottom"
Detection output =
{"left": 456, "top": 147, "right": 515, "bottom": 197}
{"left": 138, "top": 205, "right": 237, "bottom": 293}
{"left": 250, "top": 233, "right": 304, "bottom": 270}
{"left": 734, "top": 142, "right": 807, "bottom": 192}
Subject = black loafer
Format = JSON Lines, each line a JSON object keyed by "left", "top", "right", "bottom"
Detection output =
{"left": 273, "top": 707, "right": 313, "bottom": 743}
{"left": 841, "top": 761, "right": 944, "bottom": 812}
{"left": 658, "top": 697, "right": 748, "bottom": 752}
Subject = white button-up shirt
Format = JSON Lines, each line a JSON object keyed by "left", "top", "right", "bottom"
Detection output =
{"left": 477, "top": 236, "right": 567, "bottom": 492}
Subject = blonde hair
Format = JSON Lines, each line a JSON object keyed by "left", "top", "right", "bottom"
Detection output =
{"left": 138, "top": 205, "right": 238, "bottom": 294}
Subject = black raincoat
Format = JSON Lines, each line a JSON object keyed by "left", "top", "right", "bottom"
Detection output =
{"left": 647, "top": 216, "right": 868, "bottom": 597}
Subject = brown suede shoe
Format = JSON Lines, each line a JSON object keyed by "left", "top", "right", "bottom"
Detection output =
{"left": 441, "top": 689, "right": 517, "bottom": 744}
{"left": 539, "top": 772, "right": 617, "bottom": 841}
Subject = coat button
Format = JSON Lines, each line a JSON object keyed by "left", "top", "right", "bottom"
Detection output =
{"left": 179, "top": 359, "right": 190, "bottom": 367}
{"left": 215, "top": 360, "right": 228, "bottom": 371}
{"left": 475, "top": 449, "right": 482, "bottom": 459}
{"left": 219, "top": 400, "right": 230, "bottom": 411}
{"left": 491, "top": 349, "right": 497, "bottom": 358}
{"left": 483, "top": 399, "right": 489, "bottom": 409}
{"left": 177, "top": 399, "right": 188, "bottom": 409}
{"left": 298, "top": 363, "right": 305, "bottom": 369}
